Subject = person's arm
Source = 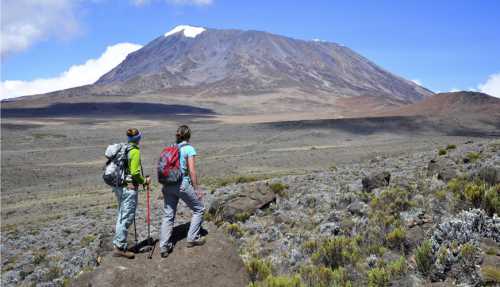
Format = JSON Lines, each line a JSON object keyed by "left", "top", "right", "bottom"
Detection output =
{"left": 187, "top": 156, "right": 203, "bottom": 199}
{"left": 187, "top": 156, "right": 198, "bottom": 189}
{"left": 129, "top": 148, "right": 145, "bottom": 185}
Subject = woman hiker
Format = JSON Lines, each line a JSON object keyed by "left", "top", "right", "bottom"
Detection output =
{"left": 159, "top": 125, "right": 205, "bottom": 258}
{"left": 113, "top": 128, "right": 151, "bottom": 259}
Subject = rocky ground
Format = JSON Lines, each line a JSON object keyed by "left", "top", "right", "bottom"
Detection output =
{"left": 1, "top": 116, "right": 499, "bottom": 286}
{"left": 207, "top": 139, "right": 500, "bottom": 286}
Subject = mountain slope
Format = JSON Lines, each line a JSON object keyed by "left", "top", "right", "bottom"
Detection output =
{"left": 95, "top": 26, "right": 432, "bottom": 104}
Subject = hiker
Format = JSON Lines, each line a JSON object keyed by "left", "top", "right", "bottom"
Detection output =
{"left": 112, "top": 128, "right": 151, "bottom": 259}
{"left": 159, "top": 125, "right": 205, "bottom": 258}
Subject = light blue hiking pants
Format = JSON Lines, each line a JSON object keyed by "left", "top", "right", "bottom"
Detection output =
{"left": 112, "top": 186, "right": 138, "bottom": 250}
{"left": 160, "top": 180, "right": 205, "bottom": 252}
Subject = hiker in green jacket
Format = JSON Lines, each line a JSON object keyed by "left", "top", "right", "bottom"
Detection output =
{"left": 112, "top": 128, "right": 151, "bottom": 259}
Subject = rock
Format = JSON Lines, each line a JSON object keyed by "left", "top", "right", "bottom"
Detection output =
{"left": 319, "top": 222, "right": 340, "bottom": 236}
{"left": 427, "top": 158, "right": 458, "bottom": 182}
{"left": 362, "top": 171, "right": 391, "bottom": 192}
{"left": 71, "top": 224, "right": 249, "bottom": 287}
{"left": 347, "top": 201, "right": 368, "bottom": 216}
{"left": 208, "top": 181, "right": 276, "bottom": 223}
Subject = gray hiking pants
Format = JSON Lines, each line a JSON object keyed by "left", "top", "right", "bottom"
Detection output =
{"left": 112, "top": 186, "right": 138, "bottom": 250}
{"left": 160, "top": 180, "right": 205, "bottom": 252}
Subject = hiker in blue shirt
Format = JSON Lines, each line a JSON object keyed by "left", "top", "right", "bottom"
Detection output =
{"left": 159, "top": 125, "right": 205, "bottom": 258}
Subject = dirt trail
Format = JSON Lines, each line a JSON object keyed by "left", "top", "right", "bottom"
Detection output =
{"left": 71, "top": 223, "right": 249, "bottom": 287}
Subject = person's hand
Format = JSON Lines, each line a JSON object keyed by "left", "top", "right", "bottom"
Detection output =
{"left": 195, "top": 188, "right": 204, "bottom": 200}
{"left": 145, "top": 176, "right": 152, "bottom": 186}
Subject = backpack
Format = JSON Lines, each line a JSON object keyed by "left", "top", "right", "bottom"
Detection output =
{"left": 157, "top": 143, "right": 187, "bottom": 185}
{"left": 103, "top": 143, "right": 132, "bottom": 187}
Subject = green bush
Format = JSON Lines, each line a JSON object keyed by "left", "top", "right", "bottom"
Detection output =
{"left": 385, "top": 227, "right": 406, "bottom": 250}
{"left": 258, "top": 275, "right": 302, "bottom": 287}
{"left": 80, "top": 234, "right": 97, "bottom": 247}
{"left": 235, "top": 212, "right": 251, "bottom": 222}
{"left": 370, "top": 187, "right": 412, "bottom": 216}
{"left": 438, "top": 149, "right": 447, "bottom": 156}
{"left": 300, "top": 266, "right": 351, "bottom": 287}
{"left": 460, "top": 243, "right": 477, "bottom": 258}
{"left": 446, "top": 144, "right": 457, "bottom": 150}
{"left": 447, "top": 177, "right": 466, "bottom": 195}
{"left": 302, "top": 240, "right": 318, "bottom": 255}
{"left": 415, "top": 240, "right": 433, "bottom": 276}
{"left": 270, "top": 183, "right": 288, "bottom": 197}
{"left": 464, "top": 182, "right": 487, "bottom": 207}
{"left": 311, "top": 236, "right": 361, "bottom": 269}
{"left": 387, "top": 256, "right": 407, "bottom": 277}
{"left": 434, "top": 189, "right": 448, "bottom": 201}
{"left": 481, "top": 265, "right": 500, "bottom": 284}
{"left": 367, "top": 267, "right": 390, "bottom": 287}
{"left": 226, "top": 223, "right": 243, "bottom": 238}
{"left": 245, "top": 258, "right": 272, "bottom": 283}
{"left": 466, "top": 152, "right": 481, "bottom": 162}
{"left": 485, "top": 184, "right": 500, "bottom": 216}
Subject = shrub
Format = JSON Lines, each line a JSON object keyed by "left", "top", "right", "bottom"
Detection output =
{"left": 235, "top": 212, "right": 251, "bottom": 222}
{"left": 302, "top": 240, "right": 318, "bottom": 255}
{"left": 370, "top": 187, "right": 412, "bottom": 216}
{"left": 447, "top": 177, "right": 466, "bottom": 195}
{"left": 466, "top": 152, "right": 481, "bottom": 162}
{"left": 311, "top": 236, "right": 361, "bottom": 269}
{"left": 385, "top": 227, "right": 406, "bottom": 251}
{"left": 446, "top": 144, "right": 457, "bottom": 150}
{"left": 387, "top": 256, "right": 407, "bottom": 277}
{"left": 33, "top": 250, "right": 48, "bottom": 265}
{"left": 300, "top": 266, "right": 351, "bottom": 287}
{"left": 438, "top": 149, "right": 447, "bottom": 156}
{"left": 226, "top": 223, "right": 243, "bottom": 238}
{"left": 460, "top": 243, "right": 477, "bottom": 259}
{"left": 45, "top": 266, "right": 62, "bottom": 281}
{"left": 259, "top": 275, "right": 302, "bottom": 287}
{"left": 80, "top": 234, "right": 97, "bottom": 247}
{"left": 464, "top": 182, "right": 486, "bottom": 207}
{"left": 245, "top": 258, "right": 272, "bottom": 283}
{"left": 270, "top": 183, "right": 288, "bottom": 197}
{"left": 434, "top": 189, "right": 448, "bottom": 201}
{"left": 481, "top": 265, "right": 500, "bottom": 284}
{"left": 484, "top": 184, "right": 500, "bottom": 216}
{"left": 415, "top": 240, "right": 433, "bottom": 276}
{"left": 367, "top": 267, "right": 390, "bottom": 287}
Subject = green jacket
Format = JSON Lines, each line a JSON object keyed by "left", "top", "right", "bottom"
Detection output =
{"left": 128, "top": 143, "right": 145, "bottom": 185}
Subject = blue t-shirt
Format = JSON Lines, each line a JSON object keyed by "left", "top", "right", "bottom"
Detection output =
{"left": 179, "top": 141, "right": 197, "bottom": 182}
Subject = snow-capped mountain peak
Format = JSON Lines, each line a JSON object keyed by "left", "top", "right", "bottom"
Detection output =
{"left": 164, "top": 25, "right": 206, "bottom": 38}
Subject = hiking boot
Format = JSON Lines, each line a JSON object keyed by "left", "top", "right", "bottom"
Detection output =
{"left": 186, "top": 237, "right": 206, "bottom": 248}
{"left": 160, "top": 244, "right": 173, "bottom": 258}
{"left": 113, "top": 246, "right": 135, "bottom": 259}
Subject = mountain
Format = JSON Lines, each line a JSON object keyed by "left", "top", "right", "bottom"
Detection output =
{"left": 96, "top": 25, "right": 431, "bottom": 102}
{"left": 385, "top": 91, "right": 500, "bottom": 116}
{"left": 2, "top": 25, "right": 433, "bottom": 115}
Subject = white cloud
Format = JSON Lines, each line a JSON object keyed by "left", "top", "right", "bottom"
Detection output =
{"left": 1, "top": 0, "right": 81, "bottom": 55}
{"left": 478, "top": 73, "right": 500, "bottom": 98}
{"left": 0, "top": 43, "right": 142, "bottom": 99}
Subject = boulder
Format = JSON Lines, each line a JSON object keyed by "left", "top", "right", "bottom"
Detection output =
{"left": 362, "top": 171, "right": 391, "bottom": 192}
{"left": 427, "top": 158, "right": 458, "bottom": 182}
{"left": 208, "top": 181, "right": 276, "bottom": 223}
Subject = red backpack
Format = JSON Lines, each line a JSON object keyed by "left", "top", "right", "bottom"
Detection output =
{"left": 157, "top": 143, "right": 186, "bottom": 185}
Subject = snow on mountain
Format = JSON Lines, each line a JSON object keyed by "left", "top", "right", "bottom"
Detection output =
{"left": 164, "top": 25, "right": 206, "bottom": 38}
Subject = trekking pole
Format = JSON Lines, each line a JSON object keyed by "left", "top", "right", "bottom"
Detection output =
{"left": 147, "top": 183, "right": 151, "bottom": 239}
{"left": 133, "top": 217, "right": 138, "bottom": 252}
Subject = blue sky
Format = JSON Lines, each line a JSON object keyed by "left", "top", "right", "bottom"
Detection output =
{"left": 1, "top": 0, "right": 500, "bottom": 98}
